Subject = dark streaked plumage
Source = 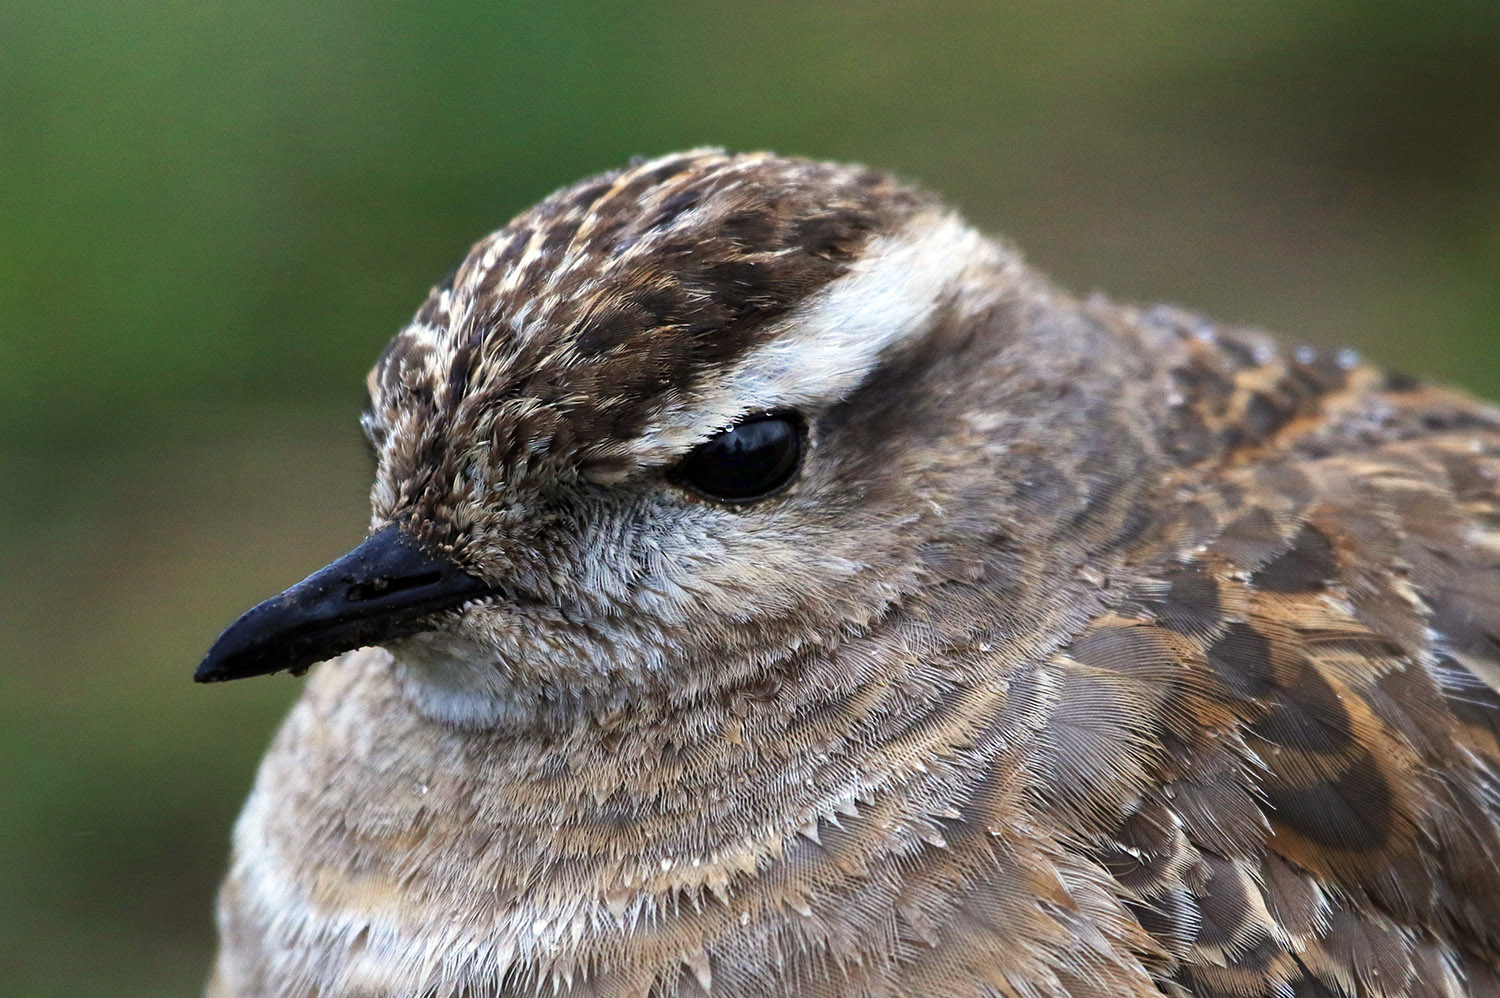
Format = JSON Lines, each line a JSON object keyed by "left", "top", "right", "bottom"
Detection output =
{"left": 200, "top": 150, "right": 1500, "bottom": 998}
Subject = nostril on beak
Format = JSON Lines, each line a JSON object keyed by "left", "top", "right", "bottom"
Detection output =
{"left": 346, "top": 571, "right": 444, "bottom": 602}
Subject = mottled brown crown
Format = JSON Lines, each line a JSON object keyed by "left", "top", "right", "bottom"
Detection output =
{"left": 363, "top": 150, "right": 929, "bottom": 478}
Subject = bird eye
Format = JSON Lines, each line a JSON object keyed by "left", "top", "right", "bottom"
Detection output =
{"left": 669, "top": 412, "right": 805, "bottom": 503}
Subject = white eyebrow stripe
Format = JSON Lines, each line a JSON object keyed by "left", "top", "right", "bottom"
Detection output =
{"left": 633, "top": 212, "right": 996, "bottom": 459}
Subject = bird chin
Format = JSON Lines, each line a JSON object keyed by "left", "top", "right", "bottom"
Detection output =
{"left": 385, "top": 630, "right": 536, "bottom": 731}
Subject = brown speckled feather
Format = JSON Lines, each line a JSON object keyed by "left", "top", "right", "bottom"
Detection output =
{"left": 1053, "top": 313, "right": 1500, "bottom": 997}
{"left": 203, "top": 151, "right": 1500, "bottom": 998}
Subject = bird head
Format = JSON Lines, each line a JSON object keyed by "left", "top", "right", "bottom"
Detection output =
{"left": 195, "top": 150, "right": 1156, "bottom": 728}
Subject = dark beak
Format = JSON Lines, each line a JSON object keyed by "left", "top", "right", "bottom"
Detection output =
{"left": 195, "top": 524, "right": 493, "bottom": 683}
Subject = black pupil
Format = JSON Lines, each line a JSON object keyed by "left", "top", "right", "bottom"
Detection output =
{"left": 671, "top": 414, "right": 802, "bottom": 502}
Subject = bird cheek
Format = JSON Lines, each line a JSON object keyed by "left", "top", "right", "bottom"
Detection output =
{"left": 390, "top": 630, "right": 523, "bottom": 730}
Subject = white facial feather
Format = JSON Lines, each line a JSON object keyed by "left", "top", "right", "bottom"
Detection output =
{"left": 633, "top": 212, "right": 999, "bottom": 461}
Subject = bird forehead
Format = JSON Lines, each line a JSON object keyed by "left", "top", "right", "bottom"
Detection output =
{"left": 368, "top": 151, "right": 934, "bottom": 459}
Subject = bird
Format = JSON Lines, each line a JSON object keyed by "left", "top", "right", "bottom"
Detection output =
{"left": 195, "top": 149, "right": 1500, "bottom": 998}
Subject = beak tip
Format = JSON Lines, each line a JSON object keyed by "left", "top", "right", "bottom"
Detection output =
{"left": 193, "top": 647, "right": 250, "bottom": 683}
{"left": 193, "top": 659, "right": 231, "bottom": 683}
{"left": 193, "top": 617, "right": 263, "bottom": 683}
{"left": 193, "top": 629, "right": 290, "bottom": 683}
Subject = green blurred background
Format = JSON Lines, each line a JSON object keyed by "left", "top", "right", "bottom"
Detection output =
{"left": 4, "top": 1, "right": 1498, "bottom": 993}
